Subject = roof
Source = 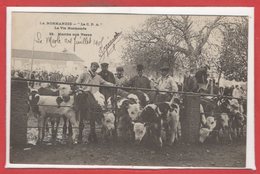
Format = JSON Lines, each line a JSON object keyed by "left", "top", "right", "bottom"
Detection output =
{"left": 12, "top": 49, "right": 84, "bottom": 62}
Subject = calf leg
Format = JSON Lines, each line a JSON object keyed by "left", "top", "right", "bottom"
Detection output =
{"left": 62, "top": 116, "right": 67, "bottom": 136}
{"left": 54, "top": 117, "right": 60, "bottom": 142}
{"left": 68, "top": 120, "right": 72, "bottom": 136}
{"left": 88, "top": 118, "right": 97, "bottom": 143}
{"left": 78, "top": 118, "right": 84, "bottom": 144}
{"left": 51, "top": 118, "right": 55, "bottom": 141}
{"left": 37, "top": 116, "right": 45, "bottom": 144}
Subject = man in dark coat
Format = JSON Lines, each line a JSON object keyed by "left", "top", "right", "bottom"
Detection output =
{"left": 123, "top": 64, "right": 151, "bottom": 89}
{"left": 183, "top": 68, "right": 199, "bottom": 93}
{"left": 98, "top": 62, "right": 116, "bottom": 102}
{"left": 195, "top": 65, "right": 209, "bottom": 91}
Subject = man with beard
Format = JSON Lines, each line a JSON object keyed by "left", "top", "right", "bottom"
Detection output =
{"left": 76, "top": 62, "right": 114, "bottom": 94}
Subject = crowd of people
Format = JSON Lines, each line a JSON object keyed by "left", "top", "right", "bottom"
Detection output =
{"left": 11, "top": 62, "right": 247, "bottom": 100}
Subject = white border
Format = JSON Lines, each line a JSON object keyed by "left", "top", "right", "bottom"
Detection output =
{"left": 6, "top": 7, "right": 255, "bottom": 170}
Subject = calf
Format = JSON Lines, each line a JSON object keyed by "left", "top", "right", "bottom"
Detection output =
{"left": 138, "top": 102, "right": 176, "bottom": 148}
{"left": 101, "top": 111, "right": 116, "bottom": 142}
{"left": 117, "top": 99, "right": 135, "bottom": 142}
{"left": 230, "top": 112, "right": 246, "bottom": 139}
{"left": 164, "top": 102, "right": 180, "bottom": 145}
{"left": 199, "top": 116, "right": 216, "bottom": 143}
{"left": 128, "top": 90, "right": 150, "bottom": 107}
{"left": 28, "top": 91, "right": 78, "bottom": 144}
{"left": 133, "top": 122, "right": 146, "bottom": 142}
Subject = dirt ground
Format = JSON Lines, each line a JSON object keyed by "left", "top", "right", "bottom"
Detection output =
{"left": 10, "top": 141, "right": 246, "bottom": 167}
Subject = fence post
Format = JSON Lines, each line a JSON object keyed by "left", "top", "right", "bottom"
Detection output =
{"left": 10, "top": 79, "right": 28, "bottom": 147}
{"left": 182, "top": 94, "right": 200, "bottom": 144}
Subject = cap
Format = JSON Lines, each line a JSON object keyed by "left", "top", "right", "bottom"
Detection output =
{"left": 136, "top": 64, "right": 144, "bottom": 71}
{"left": 101, "top": 62, "right": 109, "bottom": 67}
{"left": 116, "top": 66, "right": 124, "bottom": 72}
{"left": 91, "top": 62, "right": 100, "bottom": 68}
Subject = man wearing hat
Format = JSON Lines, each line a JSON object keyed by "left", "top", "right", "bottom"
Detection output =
{"left": 154, "top": 64, "right": 178, "bottom": 102}
{"left": 115, "top": 66, "right": 128, "bottom": 87}
{"left": 98, "top": 62, "right": 116, "bottom": 102}
{"left": 195, "top": 65, "right": 209, "bottom": 91}
{"left": 124, "top": 64, "right": 151, "bottom": 89}
{"left": 183, "top": 67, "right": 199, "bottom": 93}
{"left": 76, "top": 62, "right": 114, "bottom": 94}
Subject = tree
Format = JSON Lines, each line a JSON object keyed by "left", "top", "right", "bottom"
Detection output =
{"left": 122, "top": 15, "right": 248, "bottom": 83}
{"left": 122, "top": 15, "right": 223, "bottom": 74}
{"left": 215, "top": 17, "right": 248, "bottom": 82}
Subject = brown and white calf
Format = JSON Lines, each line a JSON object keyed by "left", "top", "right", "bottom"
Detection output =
{"left": 136, "top": 98, "right": 180, "bottom": 148}
{"left": 28, "top": 85, "right": 78, "bottom": 144}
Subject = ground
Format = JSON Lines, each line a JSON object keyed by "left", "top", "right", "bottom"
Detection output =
{"left": 10, "top": 141, "right": 246, "bottom": 167}
{"left": 10, "top": 116, "right": 246, "bottom": 168}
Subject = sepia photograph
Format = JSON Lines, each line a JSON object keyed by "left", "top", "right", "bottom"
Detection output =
{"left": 6, "top": 7, "right": 254, "bottom": 169}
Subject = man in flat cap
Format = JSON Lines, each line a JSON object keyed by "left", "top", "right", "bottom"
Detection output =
{"left": 115, "top": 66, "right": 128, "bottom": 87}
{"left": 154, "top": 64, "right": 178, "bottom": 102}
{"left": 98, "top": 62, "right": 116, "bottom": 102}
{"left": 123, "top": 64, "right": 151, "bottom": 89}
{"left": 76, "top": 62, "right": 114, "bottom": 94}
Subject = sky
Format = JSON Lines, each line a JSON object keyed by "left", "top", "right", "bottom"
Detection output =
{"left": 11, "top": 12, "right": 237, "bottom": 72}
{"left": 12, "top": 12, "right": 150, "bottom": 69}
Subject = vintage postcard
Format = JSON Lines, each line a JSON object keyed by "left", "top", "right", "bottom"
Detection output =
{"left": 6, "top": 7, "right": 255, "bottom": 169}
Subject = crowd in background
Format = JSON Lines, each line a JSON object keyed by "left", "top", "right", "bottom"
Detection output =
{"left": 11, "top": 64, "right": 247, "bottom": 100}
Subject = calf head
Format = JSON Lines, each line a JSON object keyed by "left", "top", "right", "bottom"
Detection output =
{"left": 127, "top": 94, "right": 140, "bottom": 104}
{"left": 133, "top": 122, "right": 146, "bottom": 142}
{"left": 206, "top": 116, "right": 216, "bottom": 131}
{"left": 28, "top": 89, "right": 40, "bottom": 117}
{"left": 127, "top": 103, "right": 142, "bottom": 121}
{"left": 156, "top": 102, "right": 171, "bottom": 120}
{"left": 102, "top": 112, "right": 115, "bottom": 131}
{"left": 139, "top": 104, "right": 160, "bottom": 123}
{"left": 58, "top": 84, "right": 72, "bottom": 97}
{"left": 218, "top": 113, "right": 229, "bottom": 129}
{"left": 117, "top": 98, "right": 130, "bottom": 109}
{"left": 74, "top": 91, "right": 97, "bottom": 112}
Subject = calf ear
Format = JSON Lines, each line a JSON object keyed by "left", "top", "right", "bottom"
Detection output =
{"left": 34, "top": 94, "right": 40, "bottom": 104}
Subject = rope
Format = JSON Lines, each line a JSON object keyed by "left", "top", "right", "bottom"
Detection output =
{"left": 12, "top": 78, "right": 247, "bottom": 101}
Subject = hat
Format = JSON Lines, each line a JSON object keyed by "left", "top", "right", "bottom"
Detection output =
{"left": 160, "top": 64, "right": 170, "bottom": 71}
{"left": 101, "top": 62, "right": 109, "bottom": 67}
{"left": 116, "top": 66, "right": 124, "bottom": 72}
{"left": 136, "top": 64, "right": 144, "bottom": 71}
{"left": 91, "top": 62, "right": 99, "bottom": 68}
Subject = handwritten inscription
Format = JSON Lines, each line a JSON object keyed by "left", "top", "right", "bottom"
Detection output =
{"left": 34, "top": 21, "right": 121, "bottom": 57}
{"left": 99, "top": 32, "right": 122, "bottom": 60}
{"left": 35, "top": 32, "right": 104, "bottom": 52}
